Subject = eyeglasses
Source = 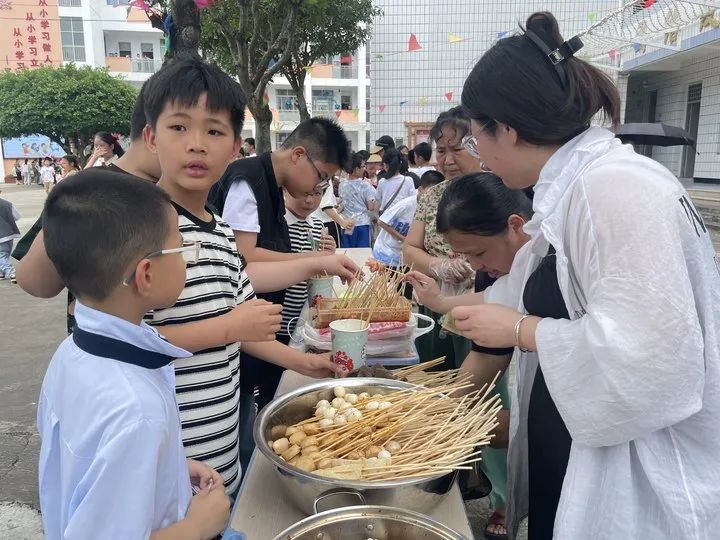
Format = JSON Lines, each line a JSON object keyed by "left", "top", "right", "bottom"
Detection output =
{"left": 305, "top": 152, "right": 331, "bottom": 192}
{"left": 461, "top": 134, "right": 481, "bottom": 160}
{"left": 122, "top": 240, "right": 201, "bottom": 286}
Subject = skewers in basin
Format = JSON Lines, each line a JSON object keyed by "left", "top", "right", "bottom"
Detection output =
{"left": 266, "top": 366, "right": 502, "bottom": 482}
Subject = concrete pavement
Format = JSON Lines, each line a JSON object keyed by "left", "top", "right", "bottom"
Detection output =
{"left": 0, "top": 183, "right": 63, "bottom": 538}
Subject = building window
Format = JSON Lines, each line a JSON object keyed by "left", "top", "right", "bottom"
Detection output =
{"left": 276, "top": 88, "right": 298, "bottom": 111}
{"left": 106, "top": 0, "right": 130, "bottom": 4}
{"left": 340, "top": 94, "right": 352, "bottom": 110}
{"left": 118, "top": 42, "right": 132, "bottom": 58}
{"left": 140, "top": 43, "right": 154, "bottom": 60}
{"left": 60, "top": 17, "right": 86, "bottom": 62}
{"left": 312, "top": 89, "right": 334, "bottom": 113}
{"left": 59, "top": 0, "right": 82, "bottom": 6}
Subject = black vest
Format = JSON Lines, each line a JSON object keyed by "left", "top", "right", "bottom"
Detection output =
{"left": 209, "top": 153, "right": 291, "bottom": 306}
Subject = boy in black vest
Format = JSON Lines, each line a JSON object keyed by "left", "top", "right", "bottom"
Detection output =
{"left": 208, "top": 118, "right": 352, "bottom": 409}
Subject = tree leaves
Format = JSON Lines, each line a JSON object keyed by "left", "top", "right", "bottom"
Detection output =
{"left": 0, "top": 65, "right": 137, "bottom": 154}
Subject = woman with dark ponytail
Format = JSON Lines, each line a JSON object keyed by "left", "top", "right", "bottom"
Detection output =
{"left": 451, "top": 11, "right": 720, "bottom": 540}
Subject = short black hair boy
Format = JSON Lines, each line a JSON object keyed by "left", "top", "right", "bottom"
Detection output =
{"left": 144, "top": 55, "right": 246, "bottom": 138}
{"left": 44, "top": 169, "right": 172, "bottom": 300}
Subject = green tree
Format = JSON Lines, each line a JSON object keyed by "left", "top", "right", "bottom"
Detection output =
{"left": 201, "top": 0, "right": 303, "bottom": 153}
{"left": 0, "top": 65, "right": 137, "bottom": 164}
{"left": 283, "top": 0, "right": 381, "bottom": 121}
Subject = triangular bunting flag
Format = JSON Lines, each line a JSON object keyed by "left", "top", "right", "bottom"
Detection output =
{"left": 399, "top": 100, "right": 408, "bottom": 107}
{"left": 445, "top": 91, "right": 454, "bottom": 102}
{"left": 335, "top": 111, "right": 342, "bottom": 119}
{"left": 351, "top": 108, "right": 359, "bottom": 118}
{"left": 588, "top": 12, "right": 597, "bottom": 23}
{"left": 378, "top": 105, "right": 386, "bottom": 113}
{"left": 418, "top": 97, "right": 428, "bottom": 106}
{"left": 608, "top": 49, "right": 617, "bottom": 61}
{"left": 408, "top": 34, "right": 422, "bottom": 52}
{"left": 303, "top": 65, "right": 314, "bottom": 72}
{"left": 497, "top": 31, "right": 509, "bottom": 39}
{"left": 645, "top": 0, "right": 656, "bottom": 7}
{"left": 448, "top": 33, "right": 465, "bottom": 44}
{"left": 631, "top": 42, "right": 642, "bottom": 53}
{"left": 130, "top": 0, "right": 150, "bottom": 10}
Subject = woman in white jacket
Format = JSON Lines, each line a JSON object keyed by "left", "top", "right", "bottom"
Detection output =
{"left": 453, "top": 11, "right": 720, "bottom": 540}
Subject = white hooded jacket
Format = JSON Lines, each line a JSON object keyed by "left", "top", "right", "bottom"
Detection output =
{"left": 485, "top": 127, "right": 720, "bottom": 539}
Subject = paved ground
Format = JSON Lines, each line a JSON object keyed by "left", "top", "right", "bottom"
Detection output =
{"left": 0, "top": 182, "right": 523, "bottom": 538}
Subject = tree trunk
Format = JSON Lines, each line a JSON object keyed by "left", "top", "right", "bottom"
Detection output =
{"left": 248, "top": 100, "right": 274, "bottom": 154}
{"left": 295, "top": 85, "right": 310, "bottom": 122}
{"left": 170, "top": 0, "right": 201, "bottom": 58}
{"left": 288, "top": 72, "right": 309, "bottom": 121}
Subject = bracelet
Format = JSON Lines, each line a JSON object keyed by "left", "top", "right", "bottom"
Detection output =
{"left": 514, "top": 314, "right": 531, "bottom": 353}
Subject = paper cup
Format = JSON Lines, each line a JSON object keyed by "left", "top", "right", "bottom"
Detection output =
{"left": 330, "top": 318, "right": 369, "bottom": 375}
{"left": 308, "top": 276, "right": 334, "bottom": 307}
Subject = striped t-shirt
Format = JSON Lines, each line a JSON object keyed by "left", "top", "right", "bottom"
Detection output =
{"left": 279, "top": 210, "right": 324, "bottom": 337}
{"left": 146, "top": 203, "right": 254, "bottom": 495}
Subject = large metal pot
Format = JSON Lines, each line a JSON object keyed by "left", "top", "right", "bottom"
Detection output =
{"left": 273, "top": 505, "right": 470, "bottom": 540}
{"left": 254, "top": 378, "right": 458, "bottom": 516}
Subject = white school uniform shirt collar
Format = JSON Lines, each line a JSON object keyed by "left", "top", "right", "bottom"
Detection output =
{"left": 73, "top": 301, "right": 191, "bottom": 360}
{"left": 38, "top": 304, "right": 193, "bottom": 539}
{"left": 284, "top": 208, "right": 314, "bottom": 227}
{"left": 487, "top": 127, "right": 720, "bottom": 539}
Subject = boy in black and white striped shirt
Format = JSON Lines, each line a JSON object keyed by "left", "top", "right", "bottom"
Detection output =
{"left": 141, "top": 57, "right": 344, "bottom": 495}
{"left": 279, "top": 189, "right": 336, "bottom": 343}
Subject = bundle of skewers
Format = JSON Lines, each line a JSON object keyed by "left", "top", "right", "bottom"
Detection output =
{"left": 267, "top": 359, "right": 502, "bottom": 481}
{"left": 314, "top": 260, "right": 412, "bottom": 327}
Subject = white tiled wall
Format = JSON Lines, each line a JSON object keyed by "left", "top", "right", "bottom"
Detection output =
{"left": 624, "top": 51, "right": 720, "bottom": 180}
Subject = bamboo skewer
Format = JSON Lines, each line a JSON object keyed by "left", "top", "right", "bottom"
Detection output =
{"left": 269, "top": 367, "right": 502, "bottom": 481}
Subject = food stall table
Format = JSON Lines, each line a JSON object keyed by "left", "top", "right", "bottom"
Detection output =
{"left": 222, "top": 371, "right": 474, "bottom": 539}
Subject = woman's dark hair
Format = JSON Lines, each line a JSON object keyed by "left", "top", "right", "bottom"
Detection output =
{"left": 462, "top": 12, "right": 620, "bottom": 145}
{"left": 62, "top": 155, "right": 80, "bottom": 170}
{"left": 382, "top": 147, "right": 403, "bottom": 178}
{"left": 407, "top": 149, "right": 416, "bottom": 166}
{"left": 437, "top": 173, "right": 533, "bottom": 236}
{"left": 94, "top": 131, "right": 125, "bottom": 158}
{"left": 430, "top": 106, "right": 471, "bottom": 145}
{"left": 413, "top": 142, "right": 432, "bottom": 162}
{"left": 356, "top": 149, "right": 370, "bottom": 162}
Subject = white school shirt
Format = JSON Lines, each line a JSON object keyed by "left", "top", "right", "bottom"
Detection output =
{"left": 311, "top": 185, "right": 337, "bottom": 224}
{"left": 222, "top": 180, "right": 260, "bottom": 233}
{"left": 372, "top": 195, "right": 416, "bottom": 266}
{"left": 40, "top": 165, "right": 55, "bottom": 183}
{"left": 38, "top": 302, "right": 193, "bottom": 540}
{"left": 484, "top": 127, "right": 720, "bottom": 539}
{"left": 375, "top": 173, "right": 416, "bottom": 212}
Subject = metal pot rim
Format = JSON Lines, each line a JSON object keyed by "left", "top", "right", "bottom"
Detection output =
{"left": 254, "top": 377, "right": 452, "bottom": 489}
{"left": 273, "top": 504, "right": 469, "bottom": 540}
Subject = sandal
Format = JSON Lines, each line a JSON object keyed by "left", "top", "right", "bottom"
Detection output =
{"left": 484, "top": 511, "right": 508, "bottom": 540}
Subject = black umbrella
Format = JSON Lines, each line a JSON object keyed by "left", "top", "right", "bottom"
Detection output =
{"left": 616, "top": 122, "right": 696, "bottom": 148}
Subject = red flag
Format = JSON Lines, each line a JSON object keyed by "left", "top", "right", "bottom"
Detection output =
{"left": 378, "top": 105, "right": 386, "bottom": 113}
{"left": 407, "top": 34, "right": 422, "bottom": 52}
{"left": 445, "top": 91, "right": 453, "bottom": 102}
{"left": 608, "top": 49, "right": 617, "bottom": 61}
{"left": 644, "top": 0, "right": 656, "bottom": 7}
{"left": 335, "top": 111, "right": 342, "bottom": 119}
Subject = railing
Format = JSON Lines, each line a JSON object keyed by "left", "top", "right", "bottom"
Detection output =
{"left": 131, "top": 59, "right": 163, "bottom": 73}
{"left": 333, "top": 65, "right": 358, "bottom": 79}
